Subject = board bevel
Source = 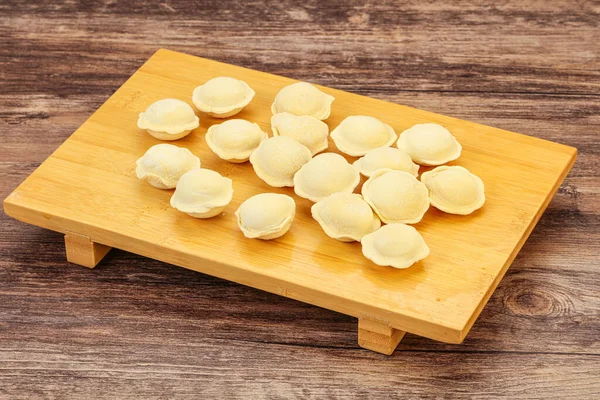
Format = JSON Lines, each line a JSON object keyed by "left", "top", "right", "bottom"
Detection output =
{"left": 3, "top": 49, "right": 576, "bottom": 346}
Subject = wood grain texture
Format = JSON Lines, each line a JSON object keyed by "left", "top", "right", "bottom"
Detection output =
{"left": 1, "top": 0, "right": 598, "bottom": 398}
{"left": 358, "top": 318, "right": 406, "bottom": 355}
{"left": 4, "top": 48, "right": 577, "bottom": 348}
{"left": 64, "top": 232, "right": 112, "bottom": 268}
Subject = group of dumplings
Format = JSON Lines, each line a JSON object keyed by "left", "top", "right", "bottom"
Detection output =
{"left": 136, "top": 77, "right": 485, "bottom": 269}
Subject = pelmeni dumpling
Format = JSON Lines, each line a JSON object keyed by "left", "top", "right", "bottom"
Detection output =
{"left": 236, "top": 193, "right": 296, "bottom": 240}
{"left": 361, "top": 224, "right": 430, "bottom": 269}
{"left": 249, "top": 136, "right": 312, "bottom": 187}
{"left": 312, "top": 193, "right": 381, "bottom": 242}
{"left": 362, "top": 169, "right": 429, "bottom": 224}
{"left": 206, "top": 119, "right": 267, "bottom": 163}
{"left": 137, "top": 99, "right": 200, "bottom": 141}
{"left": 421, "top": 166, "right": 485, "bottom": 215}
{"left": 353, "top": 147, "right": 419, "bottom": 178}
{"left": 271, "top": 112, "right": 329, "bottom": 156}
{"left": 331, "top": 115, "right": 397, "bottom": 157}
{"left": 192, "top": 77, "right": 255, "bottom": 118}
{"left": 135, "top": 144, "right": 200, "bottom": 189}
{"left": 170, "top": 169, "right": 233, "bottom": 218}
{"left": 396, "top": 123, "right": 462, "bottom": 166}
{"left": 271, "top": 82, "right": 334, "bottom": 120}
{"left": 293, "top": 153, "right": 360, "bottom": 202}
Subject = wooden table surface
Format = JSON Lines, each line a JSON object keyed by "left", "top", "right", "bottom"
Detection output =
{"left": 1, "top": 1, "right": 598, "bottom": 398}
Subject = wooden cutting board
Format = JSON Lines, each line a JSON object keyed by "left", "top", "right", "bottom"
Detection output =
{"left": 3, "top": 49, "right": 576, "bottom": 355}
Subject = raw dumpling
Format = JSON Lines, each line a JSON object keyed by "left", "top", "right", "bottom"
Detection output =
{"left": 396, "top": 123, "right": 462, "bottom": 166}
{"left": 271, "top": 82, "right": 334, "bottom": 120}
{"left": 136, "top": 144, "right": 200, "bottom": 189}
{"left": 271, "top": 112, "right": 329, "bottom": 156}
{"left": 331, "top": 115, "right": 397, "bottom": 157}
{"left": 137, "top": 99, "right": 200, "bottom": 141}
{"left": 294, "top": 153, "right": 360, "bottom": 202}
{"left": 206, "top": 119, "right": 267, "bottom": 163}
{"left": 170, "top": 169, "right": 233, "bottom": 218}
{"left": 312, "top": 193, "right": 381, "bottom": 242}
{"left": 236, "top": 193, "right": 296, "bottom": 240}
{"left": 362, "top": 169, "right": 429, "bottom": 224}
{"left": 420, "top": 166, "right": 485, "bottom": 215}
{"left": 353, "top": 147, "right": 419, "bottom": 178}
{"left": 361, "top": 224, "right": 430, "bottom": 269}
{"left": 192, "top": 77, "right": 255, "bottom": 118}
{"left": 249, "top": 136, "right": 312, "bottom": 187}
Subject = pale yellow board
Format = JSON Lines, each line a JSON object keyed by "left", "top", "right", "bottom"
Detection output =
{"left": 3, "top": 49, "right": 576, "bottom": 344}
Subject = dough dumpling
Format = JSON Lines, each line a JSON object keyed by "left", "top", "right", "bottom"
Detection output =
{"left": 249, "top": 136, "right": 312, "bottom": 187}
{"left": 136, "top": 144, "right": 200, "bottom": 189}
{"left": 293, "top": 153, "right": 360, "bottom": 202}
{"left": 420, "top": 166, "right": 485, "bottom": 215}
{"left": 137, "top": 99, "right": 200, "bottom": 141}
{"left": 361, "top": 224, "right": 430, "bottom": 269}
{"left": 206, "top": 119, "right": 267, "bottom": 163}
{"left": 312, "top": 193, "right": 381, "bottom": 242}
{"left": 362, "top": 169, "right": 430, "bottom": 224}
{"left": 192, "top": 77, "right": 255, "bottom": 118}
{"left": 353, "top": 147, "right": 419, "bottom": 178}
{"left": 271, "top": 82, "right": 334, "bottom": 120}
{"left": 271, "top": 112, "right": 329, "bottom": 156}
{"left": 331, "top": 115, "right": 397, "bottom": 157}
{"left": 170, "top": 169, "right": 233, "bottom": 218}
{"left": 396, "top": 123, "right": 462, "bottom": 166}
{"left": 236, "top": 193, "right": 296, "bottom": 240}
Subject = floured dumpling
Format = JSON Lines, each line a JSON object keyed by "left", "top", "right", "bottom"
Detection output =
{"left": 170, "top": 169, "right": 233, "bottom": 218}
{"left": 361, "top": 224, "right": 430, "bottom": 269}
{"left": 206, "top": 119, "right": 267, "bottom": 163}
{"left": 137, "top": 99, "right": 200, "bottom": 140}
{"left": 294, "top": 153, "right": 360, "bottom": 202}
{"left": 236, "top": 193, "right": 296, "bottom": 240}
{"left": 312, "top": 193, "right": 381, "bottom": 242}
{"left": 136, "top": 144, "right": 200, "bottom": 189}
{"left": 353, "top": 147, "right": 419, "bottom": 178}
{"left": 249, "top": 136, "right": 312, "bottom": 187}
{"left": 331, "top": 115, "right": 397, "bottom": 157}
{"left": 421, "top": 166, "right": 485, "bottom": 215}
{"left": 362, "top": 169, "right": 429, "bottom": 224}
{"left": 192, "top": 77, "right": 255, "bottom": 118}
{"left": 271, "top": 112, "right": 329, "bottom": 156}
{"left": 271, "top": 82, "right": 334, "bottom": 120}
{"left": 396, "top": 123, "right": 462, "bottom": 166}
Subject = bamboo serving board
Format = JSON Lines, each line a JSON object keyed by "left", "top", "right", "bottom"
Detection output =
{"left": 4, "top": 49, "right": 576, "bottom": 355}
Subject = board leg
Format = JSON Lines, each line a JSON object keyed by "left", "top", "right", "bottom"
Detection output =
{"left": 64, "top": 232, "right": 111, "bottom": 269}
{"left": 358, "top": 318, "right": 406, "bottom": 355}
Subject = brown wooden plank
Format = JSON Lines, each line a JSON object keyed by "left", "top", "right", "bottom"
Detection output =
{"left": 1, "top": 0, "right": 598, "bottom": 397}
{"left": 0, "top": 344, "right": 598, "bottom": 399}
{"left": 1, "top": 2, "right": 599, "bottom": 97}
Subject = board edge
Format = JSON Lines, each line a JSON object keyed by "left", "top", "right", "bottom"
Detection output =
{"left": 455, "top": 146, "right": 578, "bottom": 342}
